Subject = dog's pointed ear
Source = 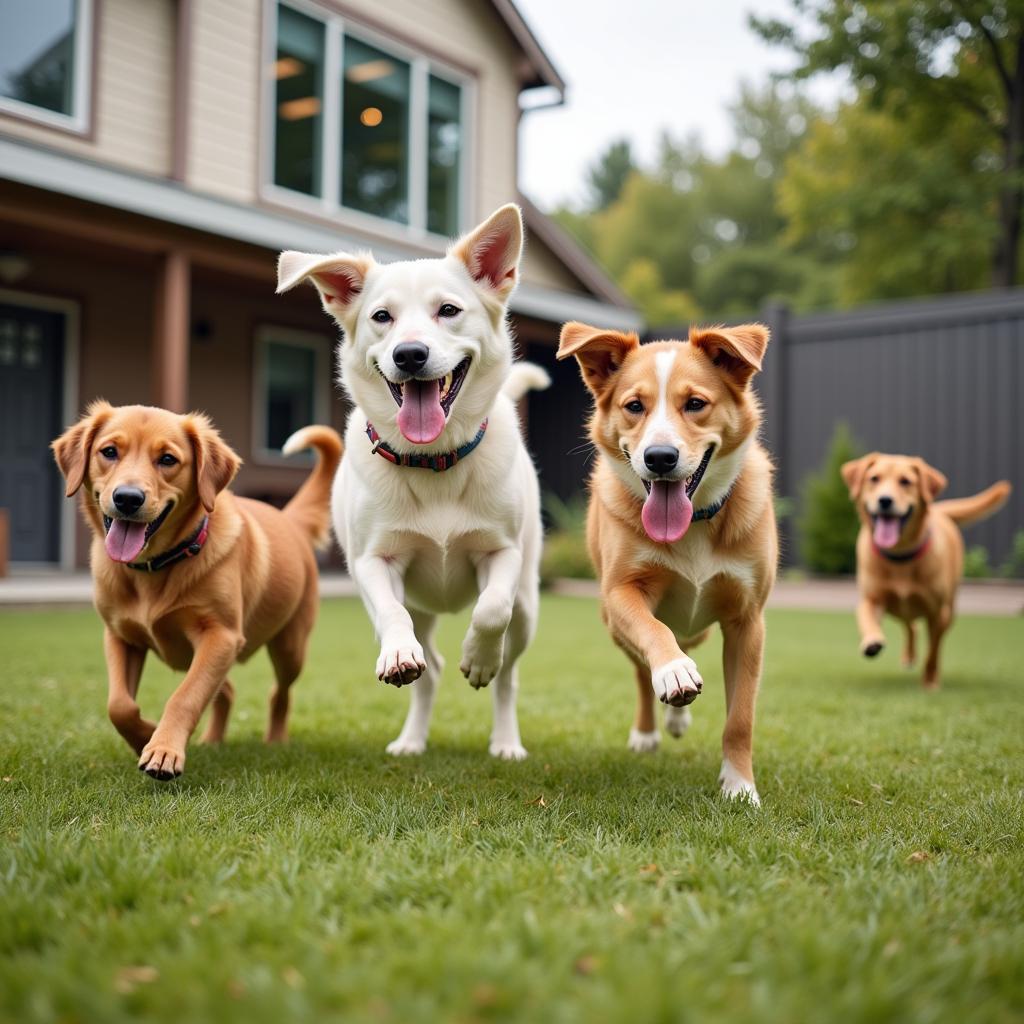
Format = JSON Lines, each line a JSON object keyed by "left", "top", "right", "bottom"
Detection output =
{"left": 840, "top": 453, "right": 880, "bottom": 499}
{"left": 913, "top": 458, "right": 948, "bottom": 502}
{"left": 557, "top": 321, "right": 639, "bottom": 396}
{"left": 277, "top": 250, "right": 374, "bottom": 325}
{"left": 690, "top": 323, "right": 769, "bottom": 388}
{"left": 450, "top": 203, "right": 523, "bottom": 302}
{"left": 51, "top": 400, "right": 114, "bottom": 497}
{"left": 183, "top": 414, "right": 241, "bottom": 513}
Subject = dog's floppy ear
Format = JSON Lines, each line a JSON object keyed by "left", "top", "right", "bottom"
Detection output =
{"left": 276, "top": 250, "right": 375, "bottom": 326}
{"left": 183, "top": 413, "right": 241, "bottom": 513}
{"left": 913, "top": 457, "right": 948, "bottom": 502}
{"left": 689, "top": 324, "right": 769, "bottom": 389}
{"left": 450, "top": 203, "right": 523, "bottom": 302}
{"left": 557, "top": 321, "right": 639, "bottom": 396}
{"left": 840, "top": 453, "right": 880, "bottom": 499}
{"left": 51, "top": 400, "right": 114, "bottom": 497}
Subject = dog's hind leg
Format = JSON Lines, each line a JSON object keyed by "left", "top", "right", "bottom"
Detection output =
{"left": 628, "top": 664, "right": 661, "bottom": 752}
{"left": 922, "top": 606, "right": 951, "bottom": 690}
{"left": 901, "top": 622, "right": 917, "bottom": 668}
{"left": 387, "top": 610, "right": 443, "bottom": 756}
{"left": 201, "top": 679, "right": 235, "bottom": 744}
{"left": 488, "top": 594, "right": 534, "bottom": 761}
{"left": 265, "top": 623, "right": 310, "bottom": 744}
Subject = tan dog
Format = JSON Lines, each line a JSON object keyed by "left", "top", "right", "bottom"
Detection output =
{"left": 841, "top": 452, "right": 1011, "bottom": 688}
{"left": 52, "top": 402, "right": 342, "bottom": 779}
{"left": 557, "top": 322, "right": 777, "bottom": 804}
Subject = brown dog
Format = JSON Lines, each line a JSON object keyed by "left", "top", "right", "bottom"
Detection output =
{"left": 52, "top": 402, "right": 342, "bottom": 779}
{"left": 841, "top": 452, "right": 1011, "bottom": 688}
{"left": 557, "top": 322, "right": 777, "bottom": 804}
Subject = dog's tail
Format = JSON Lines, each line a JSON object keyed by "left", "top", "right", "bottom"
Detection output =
{"left": 503, "top": 361, "right": 551, "bottom": 402}
{"left": 281, "top": 425, "right": 344, "bottom": 548}
{"left": 934, "top": 480, "right": 1012, "bottom": 529}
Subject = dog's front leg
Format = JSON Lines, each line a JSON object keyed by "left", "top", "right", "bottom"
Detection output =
{"left": 719, "top": 613, "right": 765, "bottom": 805}
{"left": 104, "top": 628, "right": 155, "bottom": 754}
{"left": 138, "top": 625, "right": 241, "bottom": 780}
{"left": 604, "top": 583, "right": 703, "bottom": 707}
{"left": 857, "top": 596, "right": 886, "bottom": 657}
{"left": 352, "top": 554, "right": 425, "bottom": 686}
{"left": 460, "top": 547, "right": 522, "bottom": 689}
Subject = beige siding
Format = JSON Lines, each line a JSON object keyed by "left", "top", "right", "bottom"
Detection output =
{"left": 187, "top": 0, "right": 262, "bottom": 201}
{"left": 0, "top": 0, "right": 173, "bottom": 176}
{"left": 521, "top": 234, "right": 587, "bottom": 292}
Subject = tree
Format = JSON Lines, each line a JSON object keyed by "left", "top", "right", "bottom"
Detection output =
{"left": 753, "top": 1, "right": 1024, "bottom": 287}
{"left": 585, "top": 138, "right": 636, "bottom": 211}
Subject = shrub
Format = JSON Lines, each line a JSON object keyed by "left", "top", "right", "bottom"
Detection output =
{"left": 797, "top": 422, "right": 864, "bottom": 575}
{"left": 963, "top": 546, "right": 992, "bottom": 579}
{"left": 1000, "top": 530, "right": 1024, "bottom": 579}
{"left": 540, "top": 493, "right": 595, "bottom": 586}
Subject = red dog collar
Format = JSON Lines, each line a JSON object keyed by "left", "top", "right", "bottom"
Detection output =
{"left": 128, "top": 515, "right": 210, "bottom": 573}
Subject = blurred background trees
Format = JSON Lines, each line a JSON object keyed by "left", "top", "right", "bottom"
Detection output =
{"left": 551, "top": 1, "right": 1024, "bottom": 327}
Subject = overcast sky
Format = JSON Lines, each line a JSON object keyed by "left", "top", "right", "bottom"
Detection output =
{"left": 515, "top": 0, "right": 835, "bottom": 209}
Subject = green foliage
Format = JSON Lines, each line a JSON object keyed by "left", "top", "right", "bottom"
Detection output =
{"left": 798, "top": 422, "right": 864, "bottom": 574}
{"left": 540, "top": 493, "right": 594, "bottom": 585}
{"left": 2, "top": 601, "right": 1024, "bottom": 1023}
{"left": 1000, "top": 529, "right": 1024, "bottom": 578}
{"left": 963, "top": 545, "right": 993, "bottom": 579}
{"left": 585, "top": 138, "right": 636, "bottom": 211}
{"left": 618, "top": 258, "right": 700, "bottom": 328}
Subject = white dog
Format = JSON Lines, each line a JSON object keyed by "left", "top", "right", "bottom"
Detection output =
{"left": 276, "top": 205, "right": 548, "bottom": 759}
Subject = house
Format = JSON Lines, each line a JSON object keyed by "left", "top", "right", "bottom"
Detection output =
{"left": 0, "top": 0, "right": 638, "bottom": 569}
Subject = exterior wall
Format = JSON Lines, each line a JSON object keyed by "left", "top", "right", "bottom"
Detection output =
{"left": 0, "top": 0, "right": 174, "bottom": 177}
{"left": 521, "top": 234, "right": 588, "bottom": 293}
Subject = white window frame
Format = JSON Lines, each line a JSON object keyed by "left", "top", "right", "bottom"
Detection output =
{"left": 252, "top": 325, "right": 331, "bottom": 465}
{"left": 0, "top": 0, "right": 94, "bottom": 134}
{"left": 261, "top": 0, "right": 474, "bottom": 245}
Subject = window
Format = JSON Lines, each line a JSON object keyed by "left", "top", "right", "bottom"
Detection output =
{"left": 267, "top": 1, "right": 468, "bottom": 237}
{"left": 0, "top": 0, "right": 92, "bottom": 131}
{"left": 254, "top": 328, "right": 329, "bottom": 460}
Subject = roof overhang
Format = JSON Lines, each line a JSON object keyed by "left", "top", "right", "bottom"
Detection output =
{"left": 488, "top": 0, "right": 566, "bottom": 99}
{"left": 0, "top": 137, "right": 640, "bottom": 331}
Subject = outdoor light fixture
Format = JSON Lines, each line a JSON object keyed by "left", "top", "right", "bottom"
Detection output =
{"left": 278, "top": 97, "right": 321, "bottom": 120}
{"left": 360, "top": 106, "right": 383, "bottom": 127}
{"left": 273, "top": 56, "right": 305, "bottom": 79}
{"left": 345, "top": 58, "right": 394, "bottom": 84}
{"left": 0, "top": 251, "right": 31, "bottom": 285}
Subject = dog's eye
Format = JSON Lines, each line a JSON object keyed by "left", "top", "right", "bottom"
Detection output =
{"left": 99, "top": 446, "right": 118, "bottom": 460}
{"left": 684, "top": 397, "right": 707, "bottom": 412}
{"left": 371, "top": 309, "right": 392, "bottom": 324}
{"left": 158, "top": 453, "right": 179, "bottom": 467}
{"left": 438, "top": 303, "right": 462, "bottom": 319}
{"left": 869, "top": 474, "right": 880, "bottom": 484}
{"left": 898, "top": 476, "right": 911, "bottom": 487}
{"left": 624, "top": 399, "right": 644, "bottom": 414}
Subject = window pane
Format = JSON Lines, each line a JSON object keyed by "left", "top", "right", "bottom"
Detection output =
{"left": 342, "top": 36, "right": 410, "bottom": 224}
{"left": 274, "top": 4, "right": 324, "bottom": 197}
{"left": 427, "top": 75, "right": 462, "bottom": 236}
{"left": 0, "top": 0, "right": 78, "bottom": 116}
{"left": 264, "top": 341, "right": 316, "bottom": 451}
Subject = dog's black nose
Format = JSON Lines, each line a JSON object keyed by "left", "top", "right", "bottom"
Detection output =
{"left": 644, "top": 446, "right": 679, "bottom": 476}
{"left": 112, "top": 486, "right": 145, "bottom": 516}
{"left": 392, "top": 342, "right": 429, "bottom": 374}
{"left": 877, "top": 495, "right": 894, "bottom": 512}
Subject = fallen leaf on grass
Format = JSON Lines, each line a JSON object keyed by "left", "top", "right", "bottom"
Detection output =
{"left": 525, "top": 795, "right": 546, "bottom": 807}
{"left": 114, "top": 965, "right": 159, "bottom": 993}
{"left": 282, "top": 966, "right": 305, "bottom": 989}
{"left": 639, "top": 863, "right": 660, "bottom": 875}
{"left": 847, "top": 797, "right": 864, "bottom": 806}
{"left": 612, "top": 902, "right": 633, "bottom": 921}
{"left": 906, "top": 850, "right": 932, "bottom": 864}
{"left": 574, "top": 955, "right": 599, "bottom": 976}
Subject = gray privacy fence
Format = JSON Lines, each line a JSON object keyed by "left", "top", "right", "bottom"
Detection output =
{"left": 527, "top": 287, "right": 1023, "bottom": 567}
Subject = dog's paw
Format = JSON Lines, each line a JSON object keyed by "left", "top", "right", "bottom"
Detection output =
{"left": 460, "top": 628, "right": 505, "bottom": 689}
{"left": 138, "top": 741, "right": 185, "bottom": 781}
{"left": 861, "top": 639, "right": 885, "bottom": 658}
{"left": 385, "top": 735, "right": 427, "bottom": 756}
{"left": 376, "top": 639, "right": 426, "bottom": 687}
{"left": 489, "top": 738, "right": 528, "bottom": 761}
{"left": 628, "top": 728, "right": 661, "bottom": 753}
{"left": 665, "top": 705, "right": 692, "bottom": 738}
{"left": 651, "top": 656, "right": 703, "bottom": 707}
{"left": 719, "top": 759, "right": 760, "bottom": 806}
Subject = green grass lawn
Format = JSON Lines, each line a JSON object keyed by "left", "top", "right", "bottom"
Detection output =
{"left": 1, "top": 596, "right": 1022, "bottom": 1024}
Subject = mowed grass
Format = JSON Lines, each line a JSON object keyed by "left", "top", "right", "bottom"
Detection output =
{"left": 1, "top": 596, "right": 1022, "bottom": 1024}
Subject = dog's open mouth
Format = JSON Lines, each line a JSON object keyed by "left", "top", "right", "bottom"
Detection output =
{"left": 640, "top": 445, "right": 714, "bottom": 545}
{"left": 382, "top": 357, "right": 471, "bottom": 445}
{"left": 870, "top": 508, "right": 913, "bottom": 550}
{"left": 102, "top": 502, "right": 172, "bottom": 563}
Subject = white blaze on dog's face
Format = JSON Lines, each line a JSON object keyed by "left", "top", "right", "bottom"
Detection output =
{"left": 841, "top": 452, "right": 947, "bottom": 550}
{"left": 277, "top": 205, "right": 522, "bottom": 446}
{"left": 557, "top": 322, "right": 767, "bottom": 544}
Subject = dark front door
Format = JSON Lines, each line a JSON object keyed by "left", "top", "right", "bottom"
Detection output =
{"left": 0, "top": 303, "right": 66, "bottom": 563}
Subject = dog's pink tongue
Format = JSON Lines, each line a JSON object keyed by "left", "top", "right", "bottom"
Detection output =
{"left": 642, "top": 480, "right": 693, "bottom": 544}
{"left": 397, "top": 379, "right": 446, "bottom": 444}
{"left": 105, "top": 519, "right": 148, "bottom": 562}
{"left": 873, "top": 516, "right": 902, "bottom": 549}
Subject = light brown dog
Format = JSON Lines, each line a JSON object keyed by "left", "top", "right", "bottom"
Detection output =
{"left": 841, "top": 452, "right": 1011, "bottom": 688}
{"left": 52, "top": 402, "right": 342, "bottom": 779}
{"left": 557, "top": 322, "right": 777, "bottom": 804}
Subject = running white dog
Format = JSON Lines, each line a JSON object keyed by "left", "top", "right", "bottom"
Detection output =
{"left": 277, "top": 204, "right": 548, "bottom": 758}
